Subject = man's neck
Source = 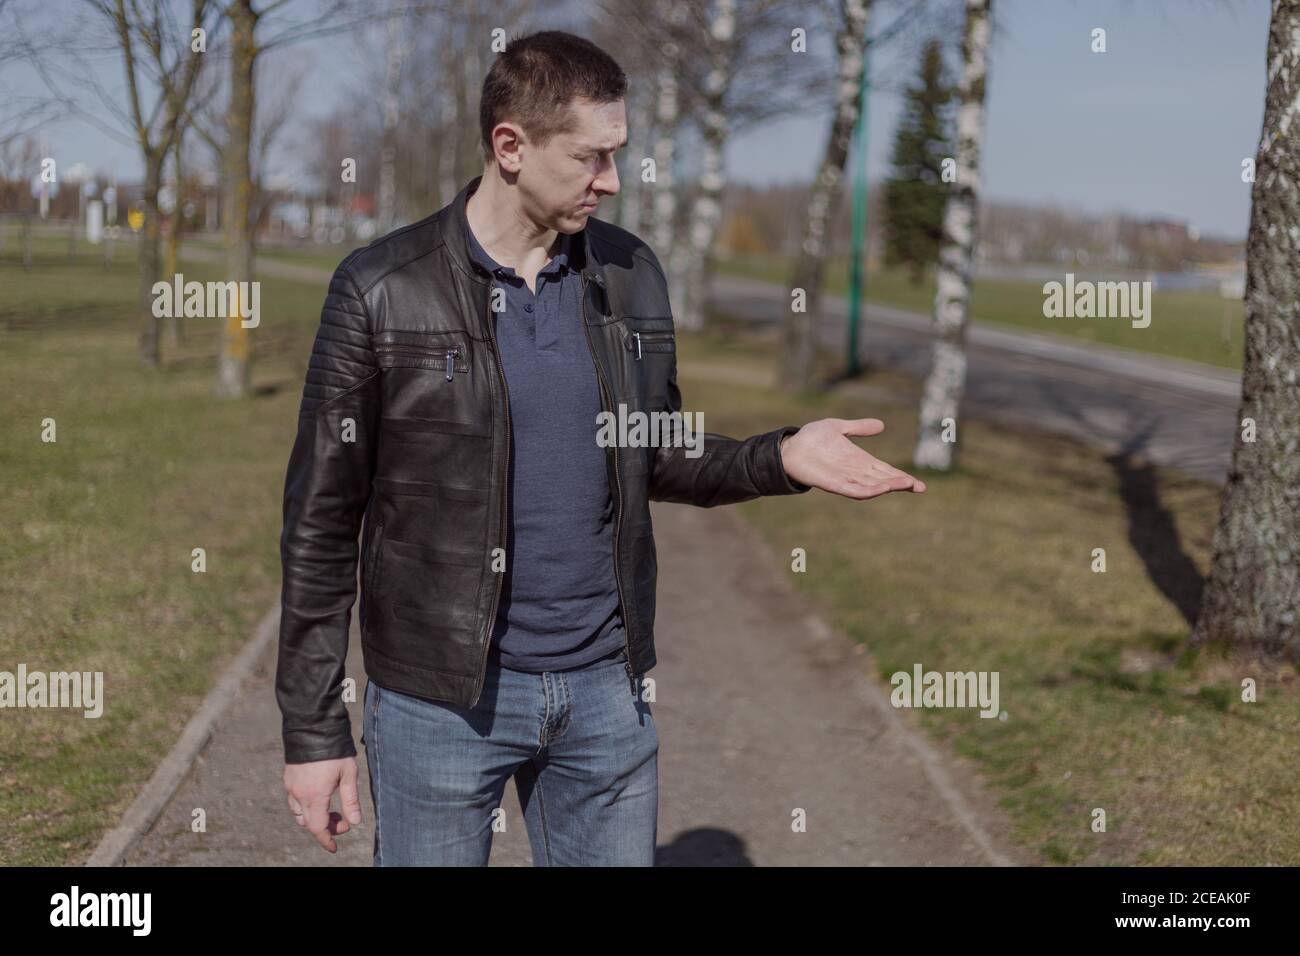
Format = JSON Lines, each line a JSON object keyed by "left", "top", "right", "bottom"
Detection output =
{"left": 465, "top": 167, "right": 565, "bottom": 278}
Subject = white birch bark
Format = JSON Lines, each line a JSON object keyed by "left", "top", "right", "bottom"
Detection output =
{"left": 652, "top": 0, "right": 687, "bottom": 313}
{"left": 780, "top": 0, "right": 871, "bottom": 389}
{"left": 680, "top": 0, "right": 736, "bottom": 331}
{"left": 912, "top": 0, "right": 992, "bottom": 470}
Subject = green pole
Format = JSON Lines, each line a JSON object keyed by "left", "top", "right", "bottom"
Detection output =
{"left": 846, "top": 29, "right": 871, "bottom": 377}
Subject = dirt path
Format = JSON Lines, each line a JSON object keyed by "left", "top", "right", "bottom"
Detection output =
{"left": 121, "top": 495, "right": 1026, "bottom": 866}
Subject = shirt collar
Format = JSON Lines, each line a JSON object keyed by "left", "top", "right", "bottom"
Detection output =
{"left": 465, "top": 216, "right": 573, "bottom": 280}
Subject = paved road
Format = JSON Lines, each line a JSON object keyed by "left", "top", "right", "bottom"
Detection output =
{"left": 122, "top": 498, "right": 1024, "bottom": 867}
{"left": 710, "top": 274, "right": 1241, "bottom": 486}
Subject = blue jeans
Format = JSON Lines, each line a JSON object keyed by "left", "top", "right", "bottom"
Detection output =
{"left": 360, "top": 652, "right": 658, "bottom": 866}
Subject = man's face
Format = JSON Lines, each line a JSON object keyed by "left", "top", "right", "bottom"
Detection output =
{"left": 512, "top": 96, "right": 627, "bottom": 234}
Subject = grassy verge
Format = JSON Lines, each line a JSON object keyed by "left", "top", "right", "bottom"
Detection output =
{"left": 0, "top": 241, "right": 322, "bottom": 865}
{"left": 675, "top": 328, "right": 1297, "bottom": 866}
{"left": 715, "top": 252, "right": 1244, "bottom": 371}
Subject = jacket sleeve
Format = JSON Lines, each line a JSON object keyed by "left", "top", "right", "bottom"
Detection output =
{"left": 647, "top": 352, "right": 812, "bottom": 506}
{"left": 639, "top": 249, "right": 812, "bottom": 507}
{"left": 275, "top": 256, "right": 380, "bottom": 763}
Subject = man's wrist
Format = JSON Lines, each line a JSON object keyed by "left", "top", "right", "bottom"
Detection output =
{"left": 775, "top": 427, "right": 812, "bottom": 494}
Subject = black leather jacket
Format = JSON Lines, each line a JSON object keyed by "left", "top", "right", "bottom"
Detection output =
{"left": 276, "top": 175, "right": 811, "bottom": 763}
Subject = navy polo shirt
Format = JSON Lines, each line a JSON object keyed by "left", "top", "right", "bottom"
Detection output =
{"left": 464, "top": 218, "right": 627, "bottom": 672}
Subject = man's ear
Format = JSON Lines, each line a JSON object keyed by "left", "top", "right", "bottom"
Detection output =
{"left": 493, "top": 123, "right": 524, "bottom": 174}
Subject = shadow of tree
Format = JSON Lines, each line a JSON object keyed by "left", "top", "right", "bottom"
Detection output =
{"left": 1104, "top": 423, "right": 1206, "bottom": 627}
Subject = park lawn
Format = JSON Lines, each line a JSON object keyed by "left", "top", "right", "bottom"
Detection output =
{"left": 0, "top": 240, "right": 324, "bottom": 865}
{"left": 187, "top": 235, "right": 347, "bottom": 272}
{"left": 675, "top": 328, "right": 1297, "bottom": 866}
{"left": 714, "top": 252, "right": 1245, "bottom": 371}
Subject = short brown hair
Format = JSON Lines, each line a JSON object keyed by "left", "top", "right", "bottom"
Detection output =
{"left": 479, "top": 30, "right": 627, "bottom": 158}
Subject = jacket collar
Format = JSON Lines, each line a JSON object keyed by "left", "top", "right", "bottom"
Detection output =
{"left": 446, "top": 174, "right": 607, "bottom": 289}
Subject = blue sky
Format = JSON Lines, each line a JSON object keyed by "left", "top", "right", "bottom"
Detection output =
{"left": 9, "top": 0, "right": 1272, "bottom": 239}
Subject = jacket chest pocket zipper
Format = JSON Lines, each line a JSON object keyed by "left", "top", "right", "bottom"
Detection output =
{"left": 374, "top": 344, "right": 468, "bottom": 381}
{"left": 626, "top": 331, "right": 674, "bottom": 360}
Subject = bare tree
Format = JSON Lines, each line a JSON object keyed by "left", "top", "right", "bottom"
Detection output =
{"left": 912, "top": 0, "right": 992, "bottom": 471}
{"left": 376, "top": 0, "right": 413, "bottom": 235}
{"left": 51, "top": 0, "right": 215, "bottom": 365}
{"left": 597, "top": 0, "right": 831, "bottom": 327}
{"left": 0, "top": 1, "right": 70, "bottom": 155}
{"left": 202, "top": 0, "right": 372, "bottom": 397}
{"left": 674, "top": 0, "right": 834, "bottom": 331}
{"left": 1191, "top": 0, "right": 1300, "bottom": 658}
{"left": 780, "top": 0, "right": 872, "bottom": 389}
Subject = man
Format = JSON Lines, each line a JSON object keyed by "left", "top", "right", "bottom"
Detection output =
{"left": 277, "top": 30, "right": 926, "bottom": 866}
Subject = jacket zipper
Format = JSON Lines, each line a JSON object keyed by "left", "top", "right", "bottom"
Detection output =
{"left": 628, "top": 330, "right": 674, "bottom": 360}
{"left": 580, "top": 271, "right": 636, "bottom": 695}
{"left": 375, "top": 344, "right": 462, "bottom": 380}
{"left": 472, "top": 287, "right": 511, "bottom": 708}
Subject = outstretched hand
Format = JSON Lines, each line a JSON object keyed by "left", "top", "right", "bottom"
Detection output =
{"left": 779, "top": 418, "right": 927, "bottom": 499}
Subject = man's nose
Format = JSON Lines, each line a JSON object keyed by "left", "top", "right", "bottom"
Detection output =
{"left": 594, "top": 157, "right": 620, "bottom": 197}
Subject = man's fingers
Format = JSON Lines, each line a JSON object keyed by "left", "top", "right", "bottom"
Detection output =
{"left": 287, "top": 794, "right": 308, "bottom": 827}
{"left": 303, "top": 794, "right": 338, "bottom": 852}
{"left": 845, "top": 474, "right": 923, "bottom": 499}
{"left": 840, "top": 417, "right": 885, "bottom": 438}
{"left": 339, "top": 761, "right": 363, "bottom": 826}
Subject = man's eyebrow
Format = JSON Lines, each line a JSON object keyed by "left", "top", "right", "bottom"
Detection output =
{"left": 587, "top": 136, "right": 628, "bottom": 152}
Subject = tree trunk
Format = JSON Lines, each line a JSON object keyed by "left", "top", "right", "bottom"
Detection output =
{"left": 1191, "top": 0, "right": 1300, "bottom": 657}
{"left": 165, "top": 129, "right": 185, "bottom": 350}
{"left": 378, "top": 0, "right": 410, "bottom": 235}
{"left": 619, "top": 82, "right": 653, "bottom": 236}
{"left": 437, "top": 56, "right": 460, "bottom": 206}
{"left": 679, "top": 0, "right": 736, "bottom": 332}
{"left": 912, "top": 0, "right": 992, "bottom": 470}
{"left": 652, "top": 0, "right": 686, "bottom": 313}
{"left": 217, "top": 0, "right": 256, "bottom": 399}
{"left": 137, "top": 157, "right": 164, "bottom": 366}
{"left": 779, "top": 0, "right": 872, "bottom": 390}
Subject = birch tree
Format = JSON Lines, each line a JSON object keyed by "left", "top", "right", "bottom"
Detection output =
{"left": 780, "top": 0, "right": 872, "bottom": 389}
{"left": 678, "top": 0, "right": 736, "bottom": 330}
{"left": 601, "top": 0, "right": 828, "bottom": 324}
{"left": 912, "top": 0, "right": 992, "bottom": 470}
{"left": 651, "top": 0, "right": 688, "bottom": 315}
{"left": 1191, "top": 0, "right": 1300, "bottom": 657}
{"left": 674, "top": 0, "right": 830, "bottom": 331}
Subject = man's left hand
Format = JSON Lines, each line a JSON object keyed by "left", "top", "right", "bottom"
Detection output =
{"left": 780, "top": 418, "right": 927, "bottom": 500}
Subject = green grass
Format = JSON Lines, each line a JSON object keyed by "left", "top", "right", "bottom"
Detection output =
{"left": 675, "top": 328, "right": 1298, "bottom": 866}
{"left": 716, "top": 252, "right": 1245, "bottom": 371}
{"left": 0, "top": 239, "right": 323, "bottom": 865}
